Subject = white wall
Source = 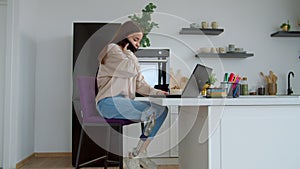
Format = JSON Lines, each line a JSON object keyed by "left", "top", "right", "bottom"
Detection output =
{"left": 0, "top": 0, "right": 7, "bottom": 167}
{"left": 3, "top": 0, "right": 37, "bottom": 166}
{"left": 16, "top": 0, "right": 37, "bottom": 160}
{"left": 6, "top": 0, "right": 300, "bottom": 161}
{"left": 33, "top": 0, "right": 149, "bottom": 152}
{"left": 147, "top": 0, "right": 300, "bottom": 94}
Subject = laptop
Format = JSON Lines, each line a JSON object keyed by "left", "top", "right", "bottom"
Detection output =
{"left": 150, "top": 64, "right": 213, "bottom": 98}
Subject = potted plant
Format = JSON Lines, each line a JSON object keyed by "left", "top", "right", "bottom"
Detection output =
{"left": 128, "top": 3, "right": 159, "bottom": 47}
{"left": 201, "top": 73, "right": 217, "bottom": 96}
{"left": 280, "top": 20, "right": 290, "bottom": 31}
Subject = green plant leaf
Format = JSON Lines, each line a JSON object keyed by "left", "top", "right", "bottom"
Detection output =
{"left": 206, "top": 73, "right": 217, "bottom": 85}
{"left": 128, "top": 2, "right": 158, "bottom": 47}
{"left": 280, "top": 19, "right": 291, "bottom": 30}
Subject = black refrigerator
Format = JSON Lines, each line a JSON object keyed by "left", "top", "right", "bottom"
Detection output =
{"left": 72, "top": 22, "right": 121, "bottom": 167}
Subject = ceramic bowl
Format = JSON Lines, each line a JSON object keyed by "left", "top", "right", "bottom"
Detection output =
{"left": 199, "top": 47, "right": 211, "bottom": 53}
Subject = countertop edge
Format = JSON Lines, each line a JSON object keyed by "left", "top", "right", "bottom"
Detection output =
{"left": 141, "top": 97, "right": 300, "bottom": 106}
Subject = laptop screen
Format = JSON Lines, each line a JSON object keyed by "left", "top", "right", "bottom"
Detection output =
{"left": 181, "top": 64, "right": 213, "bottom": 98}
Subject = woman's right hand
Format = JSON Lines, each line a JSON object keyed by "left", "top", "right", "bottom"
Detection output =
{"left": 160, "top": 90, "right": 169, "bottom": 95}
{"left": 123, "top": 43, "right": 129, "bottom": 51}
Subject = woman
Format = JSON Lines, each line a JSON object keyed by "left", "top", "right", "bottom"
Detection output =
{"left": 95, "top": 21, "right": 169, "bottom": 158}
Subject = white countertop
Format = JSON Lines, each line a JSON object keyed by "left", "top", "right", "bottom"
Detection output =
{"left": 136, "top": 95, "right": 300, "bottom": 106}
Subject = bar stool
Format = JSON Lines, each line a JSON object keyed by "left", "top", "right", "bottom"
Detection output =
{"left": 75, "top": 76, "right": 138, "bottom": 169}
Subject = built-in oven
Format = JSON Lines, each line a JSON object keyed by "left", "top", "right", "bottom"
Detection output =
{"left": 135, "top": 48, "right": 170, "bottom": 95}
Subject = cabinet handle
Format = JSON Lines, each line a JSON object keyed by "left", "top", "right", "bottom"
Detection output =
{"left": 138, "top": 59, "right": 168, "bottom": 63}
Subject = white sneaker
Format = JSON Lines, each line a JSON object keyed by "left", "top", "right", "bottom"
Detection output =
{"left": 139, "top": 158, "right": 157, "bottom": 169}
{"left": 123, "top": 157, "right": 140, "bottom": 169}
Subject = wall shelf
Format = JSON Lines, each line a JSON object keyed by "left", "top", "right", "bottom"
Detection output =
{"left": 195, "top": 52, "right": 254, "bottom": 58}
{"left": 270, "top": 31, "right": 300, "bottom": 37}
{"left": 180, "top": 28, "right": 224, "bottom": 35}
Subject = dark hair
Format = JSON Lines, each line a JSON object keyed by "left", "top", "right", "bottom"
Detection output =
{"left": 98, "top": 21, "right": 142, "bottom": 61}
{"left": 111, "top": 21, "right": 143, "bottom": 44}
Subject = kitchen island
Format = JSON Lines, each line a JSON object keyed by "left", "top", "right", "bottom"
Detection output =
{"left": 149, "top": 96, "right": 300, "bottom": 169}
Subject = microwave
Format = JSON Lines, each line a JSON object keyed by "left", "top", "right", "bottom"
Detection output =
{"left": 135, "top": 48, "right": 170, "bottom": 93}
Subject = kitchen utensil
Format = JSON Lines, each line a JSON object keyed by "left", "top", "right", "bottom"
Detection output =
{"left": 269, "top": 70, "right": 278, "bottom": 83}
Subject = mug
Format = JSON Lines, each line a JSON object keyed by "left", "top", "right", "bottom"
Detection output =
{"left": 219, "top": 47, "right": 226, "bottom": 53}
{"left": 211, "top": 21, "right": 218, "bottom": 29}
{"left": 211, "top": 47, "right": 218, "bottom": 53}
{"left": 201, "top": 21, "right": 208, "bottom": 29}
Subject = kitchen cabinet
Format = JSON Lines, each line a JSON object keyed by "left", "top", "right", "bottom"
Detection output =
{"left": 270, "top": 31, "right": 300, "bottom": 37}
{"left": 179, "top": 105, "right": 300, "bottom": 169}
{"left": 179, "top": 28, "right": 224, "bottom": 35}
{"left": 195, "top": 52, "right": 254, "bottom": 58}
{"left": 149, "top": 96, "right": 300, "bottom": 169}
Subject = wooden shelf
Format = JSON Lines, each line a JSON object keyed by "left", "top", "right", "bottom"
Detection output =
{"left": 270, "top": 31, "right": 300, "bottom": 37}
{"left": 195, "top": 52, "right": 254, "bottom": 58}
{"left": 179, "top": 28, "right": 224, "bottom": 35}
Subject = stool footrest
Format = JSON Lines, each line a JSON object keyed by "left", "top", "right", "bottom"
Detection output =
{"left": 79, "top": 156, "right": 107, "bottom": 168}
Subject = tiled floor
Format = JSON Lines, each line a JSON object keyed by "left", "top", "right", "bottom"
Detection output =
{"left": 19, "top": 156, "right": 178, "bottom": 169}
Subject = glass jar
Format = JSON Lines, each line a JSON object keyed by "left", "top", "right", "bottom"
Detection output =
{"left": 240, "top": 77, "right": 249, "bottom": 95}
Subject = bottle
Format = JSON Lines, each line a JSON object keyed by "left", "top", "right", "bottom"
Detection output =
{"left": 240, "top": 77, "right": 249, "bottom": 95}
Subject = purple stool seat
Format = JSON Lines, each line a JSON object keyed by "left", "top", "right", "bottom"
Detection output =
{"left": 75, "top": 76, "right": 138, "bottom": 169}
{"left": 84, "top": 115, "right": 134, "bottom": 125}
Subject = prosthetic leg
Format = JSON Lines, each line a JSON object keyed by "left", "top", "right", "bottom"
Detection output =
{"left": 131, "top": 113, "right": 155, "bottom": 157}
{"left": 124, "top": 113, "right": 158, "bottom": 169}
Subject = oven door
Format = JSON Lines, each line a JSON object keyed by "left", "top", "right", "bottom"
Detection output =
{"left": 139, "top": 59, "right": 169, "bottom": 87}
{"left": 139, "top": 61, "right": 160, "bottom": 88}
{"left": 136, "top": 49, "right": 170, "bottom": 94}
